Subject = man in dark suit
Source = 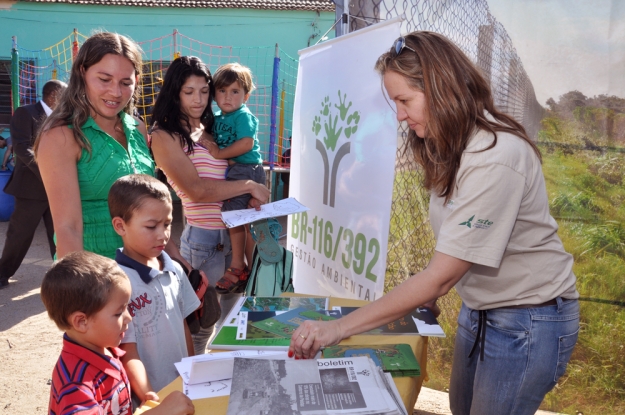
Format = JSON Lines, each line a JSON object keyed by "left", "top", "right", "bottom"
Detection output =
{"left": 0, "top": 80, "right": 66, "bottom": 289}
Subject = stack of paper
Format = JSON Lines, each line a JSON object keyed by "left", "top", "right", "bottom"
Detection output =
{"left": 174, "top": 350, "right": 287, "bottom": 400}
{"left": 226, "top": 356, "right": 408, "bottom": 415}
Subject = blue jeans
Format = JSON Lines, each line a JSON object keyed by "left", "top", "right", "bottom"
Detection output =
{"left": 449, "top": 298, "right": 579, "bottom": 415}
{"left": 180, "top": 224, "right": 242, "bottom": 355}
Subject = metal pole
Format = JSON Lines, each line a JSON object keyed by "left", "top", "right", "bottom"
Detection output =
{"left": 342, "top": 0, "right": 349, "bottom": 35}
{"left": 334, "top": 0, "right": 343, "bottom": 37}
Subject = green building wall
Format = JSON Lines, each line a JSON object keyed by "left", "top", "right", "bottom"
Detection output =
{"left": 0, "top": 2, "right": 335, "bottom": 59}
{"left": 0, "top": 1, "right": 335, "bottom": 166}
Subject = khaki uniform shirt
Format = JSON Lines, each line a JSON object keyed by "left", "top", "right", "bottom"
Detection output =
{"left": 429, "top": 119, "right": 578, "bottom": 310}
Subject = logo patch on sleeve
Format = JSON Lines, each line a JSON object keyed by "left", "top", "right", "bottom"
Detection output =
{"left": 459, "top": 215, "right": 474, "bottom": 228}
{"left": 475, "top": 219, "right": 493, "bottom": 229}
{"left": 459, "top": 215, "right": 493, "bottom": 230}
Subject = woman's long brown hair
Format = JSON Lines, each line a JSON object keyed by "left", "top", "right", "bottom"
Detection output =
{"left": 33, "top": 32, "right": 143, "bottom": 156}
{"left": 375, "top": 31, "right": 540, "bottom": 203}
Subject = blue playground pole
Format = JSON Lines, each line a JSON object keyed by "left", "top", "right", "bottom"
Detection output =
{"left": 269, "top": 44, "right": 280, "bottom": 170}
{"left": 11, "top": 36, "right": 20, "bottom": 111}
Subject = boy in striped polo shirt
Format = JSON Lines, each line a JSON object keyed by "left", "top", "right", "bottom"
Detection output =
{"left": 41, "top": 251, "right": 193, "bottom": 415}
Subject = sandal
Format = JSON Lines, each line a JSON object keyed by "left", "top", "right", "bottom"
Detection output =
{"left": 215, "top": 267, "right": 249, "bottom": 294}
{"left": 250, "top": 218, "right": 283, "bottom": 264}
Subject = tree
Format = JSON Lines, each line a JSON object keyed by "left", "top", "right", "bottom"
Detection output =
{"left": 546, "top": 97, "right": 557, "bottom": 112}
{"left": 558, "top": 90, "right": 588, "bottom": 113}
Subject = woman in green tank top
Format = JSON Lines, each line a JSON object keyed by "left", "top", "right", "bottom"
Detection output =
{"left": 34, "top": 32, "right": 154, "bottom": 259}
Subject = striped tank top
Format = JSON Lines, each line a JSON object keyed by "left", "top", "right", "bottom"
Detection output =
{"left": 167, "top": 142, "right": 228, "bottom": 230}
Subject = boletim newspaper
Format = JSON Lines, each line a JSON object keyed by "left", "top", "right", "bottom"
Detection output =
{"left": 226, "top": 356, "right": 405, "bottom": 415}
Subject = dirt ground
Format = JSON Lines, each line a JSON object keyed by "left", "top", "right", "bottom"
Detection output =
{"left": 0, "top": 207, "right": 558, "bottom": 415}
{"left": 0, "top": 218, "right": 58, "bottom": 414}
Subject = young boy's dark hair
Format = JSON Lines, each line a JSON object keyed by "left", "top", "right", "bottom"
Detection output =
{"left": 41, "top": 251, "right": 128, "bottom": 330}
{"left": 108, "top": 173, "right": 172, "bottom": 222}
{"left": 213, "top": 62, "right": 256, "bottom": 94}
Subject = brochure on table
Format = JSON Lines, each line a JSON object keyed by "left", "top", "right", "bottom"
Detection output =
{"left": 234, "top": 304, "right": 445, "bottom": 341}
{"left": 322, "top": 344, "right": 421, "bottom": 378}
{"left": 209, "top": 296, "right": 330, "bottom": 350}
{"left": 332, "top": 306, "right": 445, "bottom": 337}
{"left": 249, "top": 307, "right": 340, "bottom": 338}
{"left": 236, "top": 310, "right": 286, "bottom": 340}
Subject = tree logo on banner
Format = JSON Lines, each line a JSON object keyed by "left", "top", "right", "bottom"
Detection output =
{"left": 311, "top": 90, "right": 361, "bottom": 207}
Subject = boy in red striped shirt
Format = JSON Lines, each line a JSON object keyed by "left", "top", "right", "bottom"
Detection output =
{"left": 41, "top": 251, "right": 194, "bottom": 415}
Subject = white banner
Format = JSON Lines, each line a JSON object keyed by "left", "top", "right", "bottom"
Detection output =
{"left": 287, "top": 19, "right": 401, "bottom": 301}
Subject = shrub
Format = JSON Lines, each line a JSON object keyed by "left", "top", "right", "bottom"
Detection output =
{"left": 588, "top": 155, "right": 625, "bottom": 185}
{"left": 581, "top": 221, "right": 625, "bottom": 258}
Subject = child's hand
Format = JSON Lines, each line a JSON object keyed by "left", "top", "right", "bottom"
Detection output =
{"left": 195, "top": 135, "right": 221, "bottom": 158}
{"left": 205, "top": 141, "right": 222, "bottom": 158}
{"left": 143, "top": 391, "right": 160, "bottom": 403}
{"left": 152, "top": 391, "right": 194, "bottom": 414}
{"left": 210, "top": 145, "right": 221, "bottom": 158}
{"left": 196, "top": 135, "right": 214, "bottom": 150}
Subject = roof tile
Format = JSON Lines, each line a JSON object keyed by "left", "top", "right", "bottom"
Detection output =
{"left": 20, "top": 0, "right": 336, "bottom": 11}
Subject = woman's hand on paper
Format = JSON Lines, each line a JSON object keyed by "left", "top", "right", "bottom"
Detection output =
{"left": 289, "top": 319, "right": 344, "bottom": 360}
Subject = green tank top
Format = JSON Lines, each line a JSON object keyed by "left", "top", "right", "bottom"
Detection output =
{"left": 75, "top": 113, "right": 155, "bottom": 258}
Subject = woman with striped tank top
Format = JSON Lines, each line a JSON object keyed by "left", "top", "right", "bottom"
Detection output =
{"left": 150, "top": 56, "right": 270, "bottom": 355}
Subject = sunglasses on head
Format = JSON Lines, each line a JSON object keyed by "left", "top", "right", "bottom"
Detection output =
{"left": 392, "top": 37, "right": 416, "bottom": 57}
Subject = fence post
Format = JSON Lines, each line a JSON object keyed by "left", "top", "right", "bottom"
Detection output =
{"left": 72, "top": 28, "right": 79, "bottom": 62}
{"left": 333, "top": 0, "right": 349, "bottom": 37}
{"left": 173, "top": 29, "right": 180, "bottom": 60}
{"left": 342, "top": 0, "right": 349, "bottom": 35}
{"left": 269, "top": 44, "right": 280, "bottom": 170}
{"left": 11, "top": 36, "right": 19, "bottom": 111}
{"left": 278, "top": 79, "right": 286, "bottom": 163}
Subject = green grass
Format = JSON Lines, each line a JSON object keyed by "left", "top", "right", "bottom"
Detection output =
{"left": 384, "top": 116, "right": 625, "bottom": 414}
{"left": 540, "top": 150, "right": 625, "bottom": 414}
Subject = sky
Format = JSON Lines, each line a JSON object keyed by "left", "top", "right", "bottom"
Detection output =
{"left": 487, "top": 0, "right": 625, "bottom": 106}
